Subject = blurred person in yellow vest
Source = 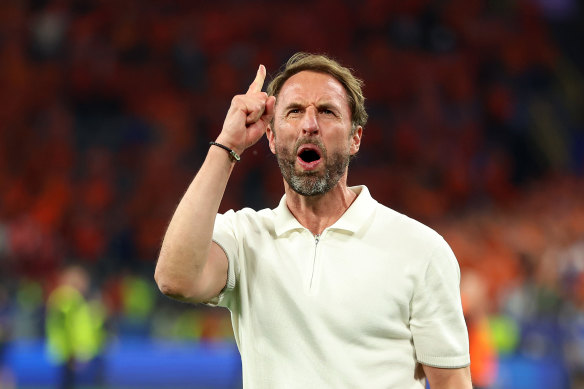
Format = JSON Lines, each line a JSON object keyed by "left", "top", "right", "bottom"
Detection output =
{"left": 45, "top": 265, "right": 106, "bottom": 389}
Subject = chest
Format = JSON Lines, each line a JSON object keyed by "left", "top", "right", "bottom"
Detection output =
{"left": 237, "top": 230, "right": 417, "bottom": 338}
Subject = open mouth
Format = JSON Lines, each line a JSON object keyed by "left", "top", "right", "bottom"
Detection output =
{"left": 299, "top": 148, "right": 320, "bottom": 163}
{"left": 297, "top": 144, "right": 322, "bottom": 169}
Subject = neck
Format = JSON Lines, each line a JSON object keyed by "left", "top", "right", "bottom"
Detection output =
{"left": 284, "top": 174, "right": 357, "bottom": 235}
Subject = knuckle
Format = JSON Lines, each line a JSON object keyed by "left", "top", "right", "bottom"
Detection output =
{"left": 253, "top": 102, "right": 266, "bottom": 114}
{"left": 232, "top": 94, "right": 251, "bottom": 107}
{"left": 231, "top": 95, "right": 243, "bottom": 105}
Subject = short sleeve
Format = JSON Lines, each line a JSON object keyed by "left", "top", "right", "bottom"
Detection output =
{"left": 410, "top": 238, "right": 470, "bottom": 368}
{"left": 205, "top": 211, "right": 239, "bottom": 307}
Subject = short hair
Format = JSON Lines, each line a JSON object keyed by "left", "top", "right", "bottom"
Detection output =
{"left": 266, "top": 52, "right": 368, "bottom": 132}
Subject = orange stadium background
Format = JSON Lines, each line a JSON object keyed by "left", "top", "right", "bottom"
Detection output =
{"left": 0, "top": 0, "right": 583, "bottom": 388}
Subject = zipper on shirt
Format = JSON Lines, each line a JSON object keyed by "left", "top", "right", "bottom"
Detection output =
{"left": 309, "top": 233, "right": 321, "bottom": 291}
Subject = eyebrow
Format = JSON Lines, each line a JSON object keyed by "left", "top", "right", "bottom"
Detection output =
{"left": 282, "top": 101, "right": 341, "bottom": 111}
{"left": 283, "top": 102, "right": 305, "bottom": 111}
{"left": 316, "top": 102, "right": 339, "bottom": 111}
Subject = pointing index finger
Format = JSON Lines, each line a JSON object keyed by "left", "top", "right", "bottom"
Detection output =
{"left": 247, "top": 64, "right": 266, "bottom": 94}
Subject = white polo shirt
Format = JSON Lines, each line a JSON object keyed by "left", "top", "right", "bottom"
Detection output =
{"left": 211, "top": 185, "right": 470, "bottom": 388}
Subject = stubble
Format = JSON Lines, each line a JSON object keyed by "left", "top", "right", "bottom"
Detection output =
{"left": 275, "top": 138, "right": 351, "bottom": 196}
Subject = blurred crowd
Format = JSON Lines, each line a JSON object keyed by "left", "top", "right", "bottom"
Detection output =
{"left": 0, "top": 0, "right": 583, "bottom": 387}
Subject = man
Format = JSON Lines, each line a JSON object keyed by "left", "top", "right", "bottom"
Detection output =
{"left": 46, "top": 265, "right": 106, "bottom": 389}
{"left": 155, "top": 53, "right": 472, "bottom": 388}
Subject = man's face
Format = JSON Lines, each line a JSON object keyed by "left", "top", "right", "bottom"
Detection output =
{"left": 267, "top": 71, "right": 362, "bottom": 196}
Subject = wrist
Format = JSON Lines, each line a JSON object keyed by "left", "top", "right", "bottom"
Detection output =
{"left": 214, "top": 135, "right": 244, "bottom": 157}
{"left": 209, "top": 141, "right": 241, "bottom": 162}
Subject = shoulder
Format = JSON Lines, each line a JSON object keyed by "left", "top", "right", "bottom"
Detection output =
{"left": 368, "top": 199, "right": 456, "bottom": 267}
{"left": 216, "top": 207, "right": 277, "bottom": 232}
{"left": 372, "top": 201, "right": 445, "bottom": 246}
{"left": 221, "top": 206, "right": 275, "bottom": 220}
{"left": 353, "top": 186, "right": 443, "bottom": 245}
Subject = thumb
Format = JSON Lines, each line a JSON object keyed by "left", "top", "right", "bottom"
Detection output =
{"left": 262, "top": 96, "right": 276, "bottom": 124}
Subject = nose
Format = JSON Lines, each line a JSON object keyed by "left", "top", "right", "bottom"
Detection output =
{"left": 301, "top": 106, "right": 319, "bottom": 135}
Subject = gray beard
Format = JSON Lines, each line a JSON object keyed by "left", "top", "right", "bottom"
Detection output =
{"left": 275, "top": 139, "right": 351, "bottom": 197}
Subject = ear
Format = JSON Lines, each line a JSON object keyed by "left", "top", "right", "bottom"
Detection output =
{"left": 349, "top": 126, "right": 363, "bottom": 155}
{"left": 266, "top": 125, "right": 276, "bottom": 154}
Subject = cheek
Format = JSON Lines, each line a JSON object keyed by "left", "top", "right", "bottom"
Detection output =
{"left": 274, "top": 118, "right": 294, "bottom": 133}
{"left": 272, "top": 123, "right": 298, "bottom": 146}
{"left": 325, "top": 134, "right": 352, "bottom": 153}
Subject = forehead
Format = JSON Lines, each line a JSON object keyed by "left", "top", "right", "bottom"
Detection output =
{"left": 277, "top": 71, "right": 349, "bottom": 109}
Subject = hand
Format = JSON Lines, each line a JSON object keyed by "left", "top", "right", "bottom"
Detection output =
{"left": 216, "top": 65, "right": 276, "bottom": 156}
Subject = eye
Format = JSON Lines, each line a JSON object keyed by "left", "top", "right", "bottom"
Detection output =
{"left": 320, "top": 109, "right": 335, "bottom": 116}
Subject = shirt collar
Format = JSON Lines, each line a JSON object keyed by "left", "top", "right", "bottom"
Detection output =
{"left": 273, "top": 185, "right": 376, "bottom": 237}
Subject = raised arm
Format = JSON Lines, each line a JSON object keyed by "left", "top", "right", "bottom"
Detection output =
{"left": 154, "top": 65, "right": 276, "bottom": 303}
